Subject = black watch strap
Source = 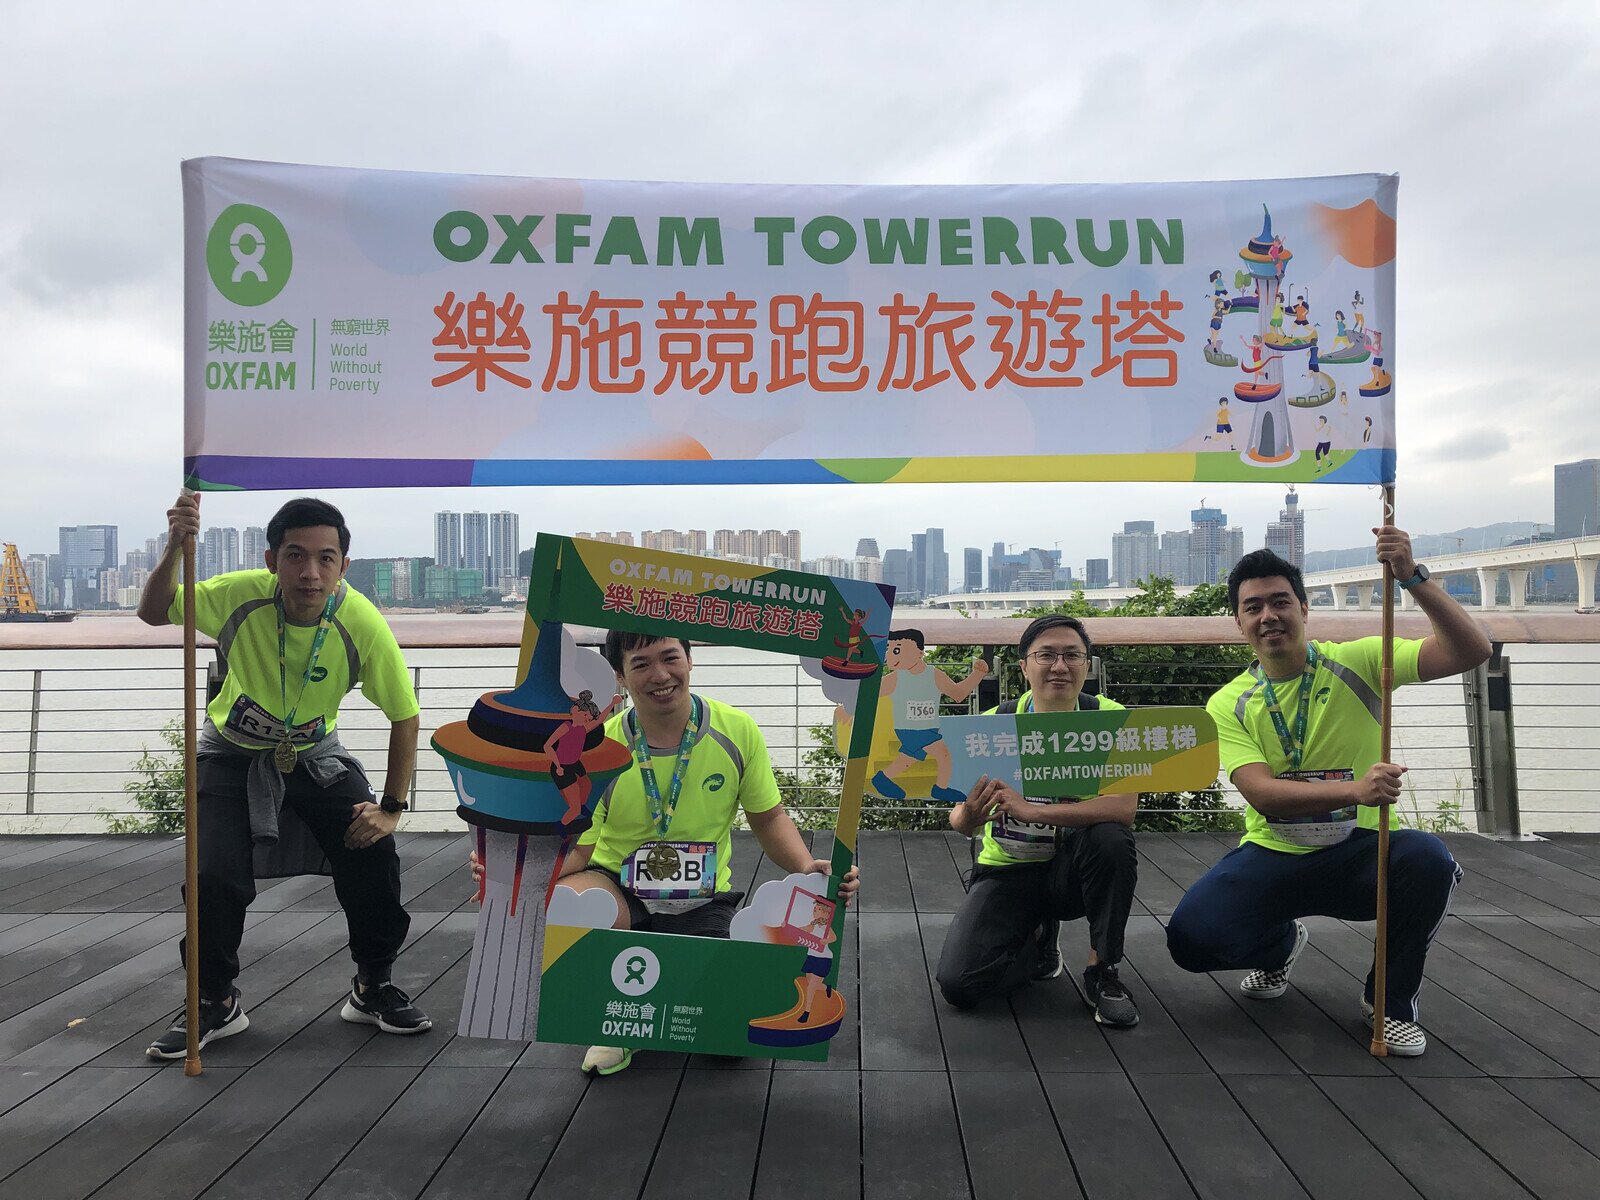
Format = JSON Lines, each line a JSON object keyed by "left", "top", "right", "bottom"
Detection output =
{"left": 379, "top": 794, "right": 408, "bottom": 814}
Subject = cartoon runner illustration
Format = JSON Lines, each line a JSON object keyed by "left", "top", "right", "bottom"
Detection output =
{"left": 870, "top": 630, "right": 987, "bottom": 803}
{"left": 1205, "top": 397, "right": 1236, "bottom": 449}
{"left": 1363, "top": 416, "right": 1373, "bottom": 444}
{"left": 834, "top": 606, "right": 871, "bottom": 665}
{"left": 544, "top": 690, "right": 622, "bottom": 821}
{"left": 1313, "top": 415, "right": 1333, "bottom": 471}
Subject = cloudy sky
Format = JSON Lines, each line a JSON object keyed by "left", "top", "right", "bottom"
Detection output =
{"left": 6, "top": 2, "right": 1595, "bottom": 577}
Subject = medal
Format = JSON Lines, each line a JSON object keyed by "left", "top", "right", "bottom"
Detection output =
{"left": 641, "top": 842, "right": 680, "bottom": 881}
{"left": 274, "top": 739, "right": 298, "bottom": 773}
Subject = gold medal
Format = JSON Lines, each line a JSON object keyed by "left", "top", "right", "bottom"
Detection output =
{"left": 274, "top": 739, "right": 298, "bottom": 773}
{"left": 641, "top": 842, "right": 679, "bottom": 882}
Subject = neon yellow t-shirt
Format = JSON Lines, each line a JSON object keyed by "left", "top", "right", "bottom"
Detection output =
{"left": 1207, "top": 637, "right": 1423, "bottom": 854}
{"left": 168, "top": 569, "right": 419, "bottom": 752}
{"left": 579, "top": 695, "right": 782, "bottom": 892}
{"left": 976, "top": 689, "right": 1127, "bottom": 868}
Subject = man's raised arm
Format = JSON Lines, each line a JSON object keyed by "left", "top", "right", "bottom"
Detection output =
{"left": 137, "top": 493, "right": 201, "bottom": 627}
{"left": 1374, "top": 525, "right": 1492, "bottom": 681}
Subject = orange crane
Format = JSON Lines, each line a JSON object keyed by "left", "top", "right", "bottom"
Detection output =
{"left": 1, "top": 543, "right": 75, "bottom": 621}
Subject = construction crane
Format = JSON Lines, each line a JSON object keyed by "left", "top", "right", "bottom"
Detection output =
{"left": 1, "top": 543, "right": 75, "bottom": 621}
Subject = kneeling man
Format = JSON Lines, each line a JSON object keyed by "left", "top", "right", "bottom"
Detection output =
{"left": 1166, "top": 528, "right": 1490, "bottom": 1055}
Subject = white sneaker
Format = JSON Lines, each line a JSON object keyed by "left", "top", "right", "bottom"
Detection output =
{"left": 581, "top": 1044, "right": 634, "bottom": 1076}
{"left": 1362, "top": 999, "right": 1427, "bottom": 1057}
{"left": 1240, "top": 920, "right": 1309, "bottom": 1000}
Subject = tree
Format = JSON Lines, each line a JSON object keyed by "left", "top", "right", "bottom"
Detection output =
{"left": 104, "top": 718, "right": 186, "bottom": 834}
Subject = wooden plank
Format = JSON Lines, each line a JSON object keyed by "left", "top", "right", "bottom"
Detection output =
{"left": 20, "top": 843, "right": 183, "bottom": 914}
{"left": 1008, "top": 976, "right": 1123, "bottom": 1074}
{"left": 641, "top": 1067, "right": 769, "bottom": 1200}
{"left": 0, "top": 1067, "right": 150, "bottom": 1178}
{"left": 420, "top": 1065, "right": 589, "bottom": 1198}
{"left": 1314, "top": 1076, "right": 1532, "bottom": 1200}
{"left": 0, "top": 915, "right": 177, "bottom": 1021}
{"left": 0, "top": 840, "right": 137, "bottom": 909}
{"left": 753, "top": 1070, "right": 861, "bottom": 1200}
{"left": 1134, "top": 833, "right": 1212, "bottom": 892}
{"left": 861, "top": 1071, "right": 968, "bottom": 1200}
{"left": 901, "top": 834, "right": 966, "bottom": 915}
{"left": 340, "top": 914, "right": 475, "bottom": 1068}
{"left": 1133, "top": 1073, "right": 1310, "bottom": 1200}
{"left": 1445, "top": 834, "right": 1600, "bottom": 918}
{"left": 200, "top": 1064, "right": 422, "bottom": 1200}
{"left": 530, "top": 1066, "right": 682, "bottom": 1200}
{"left": 309, "top": 1064, "right": 511, "bottom": 1200}
{"left": 0, "top": 913, "right": 99, "bottom": 957}
{"left": 952, "top": 1071, "right": 1083, "bottom": 1200}
{"left": 1038, "top": 1070, "right": 1194, "bottom": 1200}
{"left": 1094, "top": 958, "right": 1210, "bottom": 1076}
{"left": 1225, "top": 1075, "right": 1421, "bottom": 1200}
{"left": 916, "top": 912, "right": 1032, "bottom": 1072}
{"left": 855, "top": 832, "right": 913, "bottom": 915}
{"left": 91, "top": 1063, "right": 334, "bottom": 1200}
{"left": 1296, "top": 918, "right": 1538, "bottom": 1078}
{"left": 1500, "top": 1077, "right": 1600, "bottom": 1156}
{"left": 1122, "top": 916, "right": 1297, "bottom": 1076}
{"left": 856, "top": 912, "right": 943, "bottom": 1072}
{"left": 1406, "top": 1076, "right": 1600, "bottom": 1200}
{"left": 0, "top": 1065, "right": 69, "bottom": 1120}
{"left": 1127, "top": 848, "right": 1186, "bottom": 917}
{"left": 1434, "top": 919, "right": 1600, "bottom": 1028}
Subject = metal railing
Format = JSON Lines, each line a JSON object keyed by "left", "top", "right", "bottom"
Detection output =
{"left": 2, "top": 638, "right": 1593, "bottom": 836}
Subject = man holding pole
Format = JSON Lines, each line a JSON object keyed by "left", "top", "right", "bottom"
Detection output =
{"left": 1165, "top": 526, "right": 1490, "bottom": 1055}
{"left": 140, "top": 493, "right": 431, "bottom": 1060}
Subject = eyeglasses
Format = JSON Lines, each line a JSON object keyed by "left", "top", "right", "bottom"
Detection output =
{"left": 1024, "top": 650, "right": 1088, "bottom": 666}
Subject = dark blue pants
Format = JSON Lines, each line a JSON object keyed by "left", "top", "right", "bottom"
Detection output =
{"left": 1165, "top": 829, "right": 1461, "bottom": 1022}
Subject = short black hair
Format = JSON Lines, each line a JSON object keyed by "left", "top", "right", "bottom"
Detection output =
{"left": 1226, "top": 548, "right": 1307, "bottom": 612}
{"left": 602, "top": 630, "right": 693, "bottom": 673}
{"left": 267, "top": 498, "right": 350, "bottom": 555}
{"left": 1017, "top": 614, "right": 1092, "bottom": 660}
{"left": 887, "top": 628, "right": 924, "bottom": 650}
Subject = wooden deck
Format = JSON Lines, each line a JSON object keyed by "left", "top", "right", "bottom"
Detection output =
{"left": 2, "top": 830, "right": 1599, "bottom": 1200}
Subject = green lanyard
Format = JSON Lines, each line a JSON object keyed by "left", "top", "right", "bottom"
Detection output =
{"left": 277, "top": 589, "right": 338, "bottom": 737}
{"left": 1254, "top": 644, "right": 1320, "bottom": 769}
{"left": 625, "top": 695, "right": 701, "bottom": 837}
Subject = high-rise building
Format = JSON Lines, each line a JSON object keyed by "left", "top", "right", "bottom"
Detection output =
{"left": 807, "top": 555, "right": 854, "bottom": 578}
{"left": 1555, "top": 459, "right": 1600, "bottom": 538}
{"left": 462, "top": 512, "right": 490, "bottom": 579}
{"left": 882, "top": 548, "right": 913, "bottom": 599}
{"left": 578, "top": 531, "right": 636, "bottom": 546}
{"left": 643, "top": 529, "right": 708, "bottom": 554}
{"left": 1264, "top": 488, "right": 1305, "bottom": 569}
{"left": 964, "top": 547, "right": 983, "bottom": 592}
{"left": 200, "top": 526, "right": 240, "bottom": 581}
{"left": 59, "top": 524, "right": 117, "bottom": 606}
{"left": 924, "top": 527, "right": 948, "bottom": 597}
{"left": 434, "top": 511, "right": 462, "bottom": 569}
{"left": 489, "top": 511, "right": 520, "bottom": 592}
{"left": 24, "top": 555, "right": 48, "bottom": 607}
{"left": 1085, "top": 559, "right": 1110, "bottom": 589}
{"left": 1159, "top": 530, "right": 1191, "bottom": 584}
{"left": 1111, "top": 520, "right": 1158, "bottom": 587}
{"left": 241, "top": 526, "right": 267, "bottom": 570}
{"left": 853, "top": 555, "right": 883, "bottom": 583}
{"left": 752, "top": 529, "right": 800, "bottom": 563}
{"left": 855, "top": 538, "right": 880, "bottom": 559}
{"left": 1188, "top": 505, "right": 1243, "bottom": 585}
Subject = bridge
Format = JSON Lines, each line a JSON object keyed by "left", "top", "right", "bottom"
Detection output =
{"left": 926, "top": 535, "right": 1600, "bottom": 613}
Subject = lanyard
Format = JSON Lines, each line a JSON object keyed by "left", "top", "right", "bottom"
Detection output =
{"left": 277, "top": 589, "right": 338, "bottom": 735}
{"left": 626, "top": 695, "right": 701, "bottom": 837}
{"left": 1254, "top": 644, "right": 1320, "bottom": 769}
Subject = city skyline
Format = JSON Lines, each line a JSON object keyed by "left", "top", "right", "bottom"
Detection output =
{"left": 26, "top": 459, "right": 1593, "bottom": 609}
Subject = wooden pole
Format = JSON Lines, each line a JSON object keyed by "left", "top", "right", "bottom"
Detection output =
{"left": 1370, "top": 483, "right": 1395, "bottom": 1058}
{"left": 182, "top": 519, "right": 202, "bottom": 1076}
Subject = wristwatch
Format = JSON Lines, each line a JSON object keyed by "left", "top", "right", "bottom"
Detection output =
{"left": 378, "top": 794, "right": 409, "bottom": 814}
{"left": 1396, "top": 563, "right": 1431, "bottom": 591}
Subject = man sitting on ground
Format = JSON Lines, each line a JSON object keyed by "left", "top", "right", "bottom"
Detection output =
{"left": 141, "top": 493, "right": 430, "bottom": 1060}
{"left": 1165, "top": 528, "right": 1491, "bottom": 1055}
{"left": 935, "top": 615, "right": 1141, "bottom": 1028}
{"left": 473, "top": 630, "right": 858, "bottom": 1075}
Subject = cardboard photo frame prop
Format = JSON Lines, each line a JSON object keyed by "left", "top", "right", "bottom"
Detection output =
{"left": 433, "top": 534, "right": 891, "bottom": 1060}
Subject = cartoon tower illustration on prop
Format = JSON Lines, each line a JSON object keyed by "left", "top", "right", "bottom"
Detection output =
{"left": 432, "top": 622, "right": 630, "bottom": 1040}
{"left": 1234, "top": 207, "right": 1297, "bottom": 463}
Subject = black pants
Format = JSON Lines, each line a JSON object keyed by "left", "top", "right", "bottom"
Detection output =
{"left": 185, "top": 753, "right": 411, "bottom": 1001}
{"left": 936, "top": 822, "right": 1137, "bottom": 1009}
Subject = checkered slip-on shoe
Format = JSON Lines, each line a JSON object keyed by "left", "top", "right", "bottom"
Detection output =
{"left": 1239, "top": 920, "right": 1309, "bottom": 1000}
{"left": 1363, "top": 999, "right": 1427, "bottom": 1057}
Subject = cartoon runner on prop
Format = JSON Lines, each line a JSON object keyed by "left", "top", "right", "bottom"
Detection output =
{"left": 870, "top": 629, "right": 988, "bottom": 804}
{"left": 544, "top": 690, "right": 622, "bottom": 821}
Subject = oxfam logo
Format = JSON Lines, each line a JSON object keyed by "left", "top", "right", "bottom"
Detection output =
{"left": 206, "top": 204, "right": 292, "bottom": 306}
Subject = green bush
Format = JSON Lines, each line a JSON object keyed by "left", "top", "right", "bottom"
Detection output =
{"left": 104, "top": 718, "right": 187, "bottom": 834}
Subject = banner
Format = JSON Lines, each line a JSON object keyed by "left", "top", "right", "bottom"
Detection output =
{"left": 435, "top": 535, "right": 892, "bottom": 1059}
{"left": 184, "top": 158, "right": 1397, "bottom": 489}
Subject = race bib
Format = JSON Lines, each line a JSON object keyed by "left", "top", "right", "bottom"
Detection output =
{"left": 224, "top": 695, "right": 324, "bottom": 748}
{"left": 992, "top": 800, "right": 1060, "bottom": 861}
{"left": 1267, "top": 769, "right": 1359, "bottom": 847}
{"left": 904, "top": 699, "right": 939, "bottom": 723}
{"left": 621, "top": 841, "right": 717, "bottom": 913}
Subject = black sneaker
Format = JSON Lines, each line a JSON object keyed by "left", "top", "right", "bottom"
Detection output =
{"left": 1082, "top": 963, "right": 1140, "bottom": 1028}
{"left": 146, "top": 988, "right": 249, "bottom": 1060}
{"left": 1032, "top": 922, "right": 1064, "bottom": 981}
{"left": 340, "top": 977, "right": 433, "bottom": 1035}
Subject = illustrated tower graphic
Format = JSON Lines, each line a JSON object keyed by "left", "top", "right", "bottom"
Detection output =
{"left": 1234, "top": 208, "right": 1296, "bottom": 463}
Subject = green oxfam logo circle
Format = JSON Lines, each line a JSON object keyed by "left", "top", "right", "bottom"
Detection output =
{"left": 206, "top": 204, "right": 292, "bottom": 306}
